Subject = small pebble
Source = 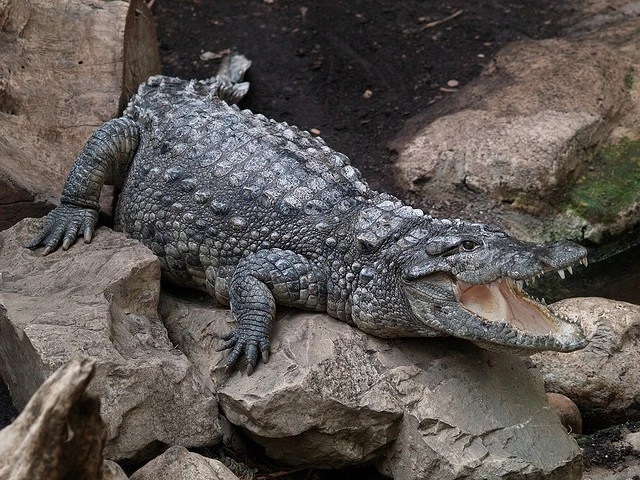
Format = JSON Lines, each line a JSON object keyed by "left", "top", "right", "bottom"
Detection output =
{"left": 362, "top": 89, "right": 373, "bottom": 99}
{"left": 310, "top": 128, "right": 321, "bottom": 135}
{"left": 446, "top": 79, "right": 459, "bottom": 88}
{"left": 547, "top": 392, "right": 582, "bottom": 435}
{"left": 477, "top": 53, "right": 485, "bottom": 58}
{"left": 200, "top": 51, "right": 218, "bottom": 61}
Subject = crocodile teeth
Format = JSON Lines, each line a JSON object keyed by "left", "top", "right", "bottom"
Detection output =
{"left": 581, "top": 257, "right": 589, "bottom": 267}
{"left": 558, "top": 269, "right": 566, "bottom": 280}
{"left": 567, "top": 266, "right": 573, "bottom": 275}
{"left": 516, "top": 280, "right": 524, "bottom": 290}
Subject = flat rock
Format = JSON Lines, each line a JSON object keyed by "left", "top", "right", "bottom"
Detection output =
{"left": 396, "top": 108, "right": 600, "bottom": 211}
{"left": 160, "top": 292, "right": 582, "bottom": 480}
{"left": 0, "top": 0, "right": 160, "bottom": 230}
{"left": 0, "top": 218, "right": 221, "bottom": 461}
{"left": 130, "top": 446, "right": 239, "bottom": 480}
{"left": 532, "top": 297, "right": 640, "bottom": 427}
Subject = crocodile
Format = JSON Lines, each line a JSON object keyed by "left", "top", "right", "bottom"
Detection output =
{"left": 27, "top": 54, "right": 589, "bottom": 373}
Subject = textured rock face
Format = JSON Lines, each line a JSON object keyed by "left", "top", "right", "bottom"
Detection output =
{"left": 130, "top": 446, "right": 239, "bottom": 480}
{"left": 0, "top": 0, "right": 160, "bottom": 230}
{"left": 0, "top": 357, "right": 108, "bottom": 480}
{"left": 395, "top": 38, "right": 627, "bottom": 205}
{"left": 160, "top": 292, "right": 583, "bottom": 480}
{"left": 396, "top": 109, "right": 600, "bottom": 209}
{"left": 532, "top": 297, "right": 640, "bottom": 427}
{"left": 0, "top": 218, "right": 220, "bottom": 461}
{"left": 393, "top": 32, "right": 636, "bottom": 243}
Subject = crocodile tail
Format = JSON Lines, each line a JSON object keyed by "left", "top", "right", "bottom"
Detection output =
{"left": 206, "top": 53, "right": 252, "bottom": 104}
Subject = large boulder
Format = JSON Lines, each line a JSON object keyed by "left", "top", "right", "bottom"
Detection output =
{"left": 392, "top": 10, "right": 640, "bottom": 244}
{"left": 532, "top": 297, "right": 640, "bottom": 428}
{"left": 160, "top": 292, "right": 583, "bottom": 480}
{"left": 0, "top": 218, "right": 220, "bottom": 461}
{"left": 0, "top": 0, "right": 160, "bottom": 230}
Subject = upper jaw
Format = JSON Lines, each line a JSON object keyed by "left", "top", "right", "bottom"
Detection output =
{"left": 457, "top": 241, "right": 589, "bottom": 284}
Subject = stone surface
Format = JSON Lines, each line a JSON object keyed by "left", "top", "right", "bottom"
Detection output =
{"left": 0, "top": 357, "right": 107, "bottom": 479}
{"left": 392, "top": 20, "right": 639, "bottom": 244}
{"left": 103, "top": 460, "right": 130, "bottom": 480}
{"left": 532, "top": 297, "right": 640, "bottom": 427}
{"left": 160, "top": 292, "right": 583, "bottom": 480}
{"left": 0, "top": 218, "right": 221, "bottom": 461}
{"left": 0, "top": 0, "right": 160, "bottom": 230}
{"left": 547, "top": 392, "right": 583, "bottom": 435}
{"left": 396, "top": 108, "right": 602, "bottom": 212}
{"left": 130, "top": 446, "right": 239, "bottom": 480}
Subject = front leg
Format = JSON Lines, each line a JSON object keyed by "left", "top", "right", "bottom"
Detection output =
{"left": 26, "top": 117, "right": 139, "bottom": 254}
{"left": 219, "top": 249, "right": 327, "bottom": 374}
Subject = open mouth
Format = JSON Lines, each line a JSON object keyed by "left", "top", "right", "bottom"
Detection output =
{"left": 455, "top": 278, "right": 558, "bottom": 335}
{"left": 452, "top": 259, "right": 588, "bottom": 337}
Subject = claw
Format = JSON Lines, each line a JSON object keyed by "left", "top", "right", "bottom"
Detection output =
{"left": 216, "top": 337, "right": 237, "bottom": 352}
{"left": 83, "top": 226, "right": 93, "bottom": 243}
{"left": 26, "top": 204, "right": 98, "bottom": 254}
{"left": 62, "top": 235, "right": 75, "bottom": 250}
{"left": 220, "top": 330, "right": 237, "bottom": 341}
{"left": 225, "top": 342, "right": 243, "bottom": 372}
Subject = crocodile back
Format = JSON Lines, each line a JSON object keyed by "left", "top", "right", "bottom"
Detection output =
{"left": 116, "top": 76, "right": 373, "bottom": 289}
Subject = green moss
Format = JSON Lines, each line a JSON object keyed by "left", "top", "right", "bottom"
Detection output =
{"left": 625, "top": 71, "right": 634, "bottom": 90}
{"left": 566, "top": 138, "right": 640, "bottom": 224}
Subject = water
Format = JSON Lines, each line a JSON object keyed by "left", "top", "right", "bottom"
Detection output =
{"left": 528, "top": 229, "right": 640, "bottom": 305}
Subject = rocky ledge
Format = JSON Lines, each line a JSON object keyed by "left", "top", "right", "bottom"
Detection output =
{"left": 0, "top": 218, "right": 583, "bottom": 479}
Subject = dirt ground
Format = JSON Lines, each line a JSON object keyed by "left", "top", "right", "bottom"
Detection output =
{"left": 153, "top": 0, "right": 570, "bottom": 199}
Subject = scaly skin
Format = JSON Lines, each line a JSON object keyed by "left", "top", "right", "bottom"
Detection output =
{"left": 27, "top": 54, "right": 589, "bottom": 373}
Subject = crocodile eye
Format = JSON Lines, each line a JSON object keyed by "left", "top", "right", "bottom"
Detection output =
{"left": 460, "top": 240, "right": 479, "bottom": 252}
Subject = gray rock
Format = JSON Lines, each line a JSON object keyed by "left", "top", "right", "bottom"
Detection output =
{"left": 130, "top": 446, "right": 239, "bottom": 480}
{"left": 0, "top": 218, "right": 221, "bottom": 461}
{"left": 160, "top": 292, "right": 582, "bottom": 479}
{"left": 396, "top": 108, "right": 600, "bottom": 212}
{"left": 393, "top": 32, "right": 636, "bottom": 243}
{"left": 0, "top": 357, "right": 107, "bottom": 479}
{"left": 532, "top": 297, "right": 640, "bottom": 426}
{"left": 103, "top": 461, "right": 130, "bottom": 480}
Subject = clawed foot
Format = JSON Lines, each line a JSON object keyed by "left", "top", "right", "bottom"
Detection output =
{"left": 25, "top": 204, "right": 98, "bottom": 255}
{"left": 216, "top": 329, "right": 270, "bottom": 375}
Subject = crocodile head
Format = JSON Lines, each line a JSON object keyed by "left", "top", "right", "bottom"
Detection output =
{"left": 350, "top": 216, "right": 588, "bottom": 353}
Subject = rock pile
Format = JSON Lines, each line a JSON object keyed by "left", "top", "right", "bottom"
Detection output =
{"left": 0, "top": 219, "right": 583, "bottom": 479}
